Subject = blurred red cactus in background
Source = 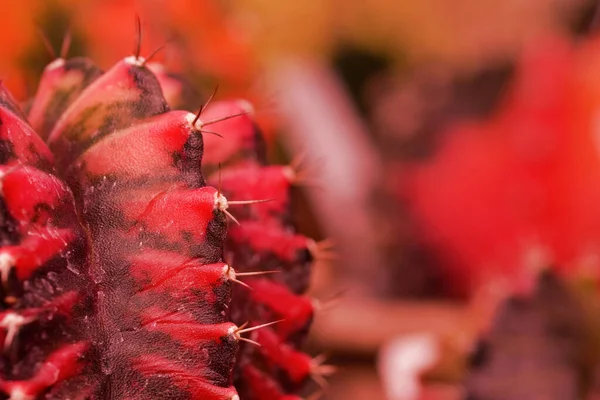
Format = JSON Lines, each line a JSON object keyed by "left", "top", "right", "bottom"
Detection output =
{"left": 405, "top": 35, "right": 600, "bottom": 296}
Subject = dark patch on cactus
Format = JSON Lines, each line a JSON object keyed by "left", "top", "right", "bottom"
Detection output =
{"left": 179, "top": 131, "right": 206, "bottom": 188}
{"left": 0, "top": 139, "right": 15, "bottom": 165}
{"left": 0, "top": 198, "right": 19, "bottom": 247}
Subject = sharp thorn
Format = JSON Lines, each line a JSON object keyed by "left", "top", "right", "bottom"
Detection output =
{"left": 200, "top": 129, "right": 224, "bottom": 138}
{"left": 217, "top": 163, "right": 222, "bottom": 196}
{"left": 223, "top": 209, "right": 240, "bottom": 225}
{"left": 141, "top": 43, "right": 168, "bottom": 66}
{"left": 192, "top": 85, "right": 219, "bottom": 125}
{"left": 290, "top": 151, "right": 307, "bottom": 170}
{"left": 36, "top": 27, "right": 57, "bottom": 60}
{"left": 60, "top": 28, "right": 72, "bottom": 59}
{"left": 311, "top": 373, "right": 330, "bottom": 390}
{"left": 314, "top": 365, "right": 337, "bottom": 375}
{"left": 227, "top": 199, "right": 274, "bottom": 206}
{"left": 235, "top": 270, "right": 280, "bottom": 277}
{"left": 134, "top": 14, "right": 142, "bottom": 60}
{"left": 192, "top": 108, "right": 202, "bottom": 126}
{"left": 238, "top": 337, "right": 262, "bottom": 347}
{"left": 201, "top": 111, "right": 249, "bottom": 128}
{"left": 237, "top": 321, "right": 249, "bottom": 331}
{"left": 312, "top": 353, "right": 328, "bottom": 366}
{"left": 223, "top": 209, "right": 241, "bottom": 226}
{"left": 230, "top": 277, "right": 254, "bottom": 290}
{"left": 201, "top": 85, "right": 219, "bottom": 115}
{"left": 235, "top": 319, "right": 284, "bottom": 335}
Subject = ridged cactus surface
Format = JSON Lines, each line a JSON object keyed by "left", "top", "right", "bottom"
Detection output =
{"left": 0, "top": 49, "right": 318, "bottom": 399}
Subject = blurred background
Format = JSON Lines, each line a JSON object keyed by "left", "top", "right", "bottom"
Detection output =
{"left": 3, "top": 0, "right": 600, "bottom": 398}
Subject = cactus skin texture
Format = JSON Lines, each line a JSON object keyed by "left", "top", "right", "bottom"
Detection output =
{"left": 0, "top": 52, "right": 317, "bottom": 399}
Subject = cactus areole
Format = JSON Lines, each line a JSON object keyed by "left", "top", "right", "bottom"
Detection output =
{"left": 0, "top": 51, "right": 317, "bottom": 399}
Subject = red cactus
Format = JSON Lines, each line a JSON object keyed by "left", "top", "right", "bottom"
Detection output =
{"left": 405, "top": 36, "right": 600, "bottom": 297}
{"left": 0, "top": 47, "right": 317, "bottom": 399}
